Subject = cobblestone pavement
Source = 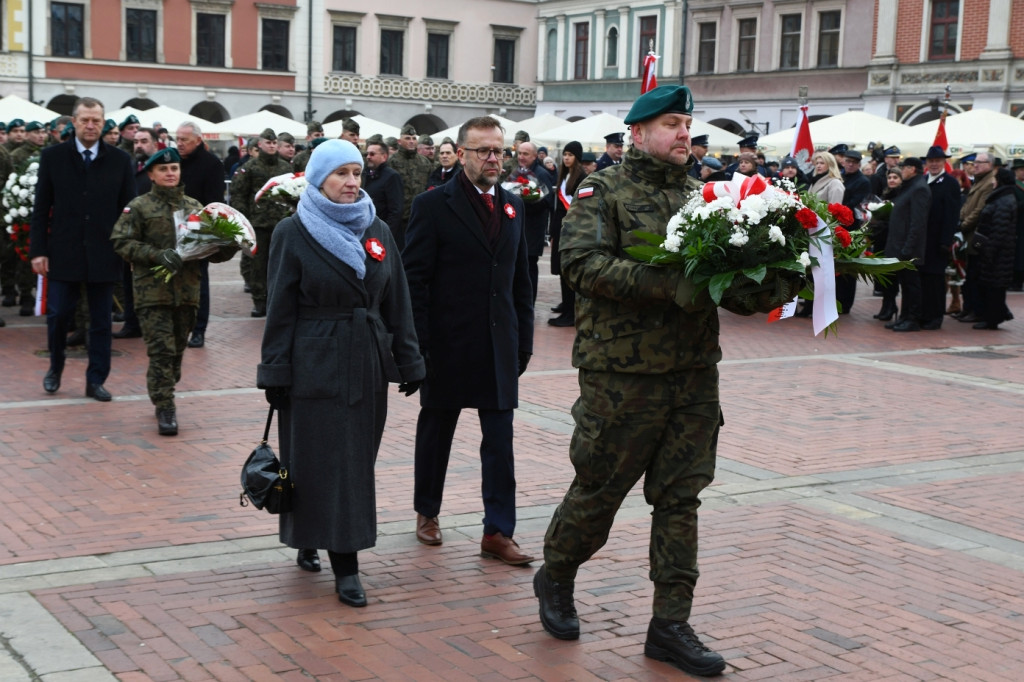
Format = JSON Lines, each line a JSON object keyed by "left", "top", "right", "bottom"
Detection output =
{"left": 1, "top": 258, "right": 1023, "bottom": 681}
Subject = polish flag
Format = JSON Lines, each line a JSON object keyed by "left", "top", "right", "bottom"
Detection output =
{"left": 932, "top": 117, "right": 953, "bottom": 174}
{"left": 790, "top": 105, "right": 814, "bottom": 176}
{"left": 641, "top": 53, "right": 659, "bottom": 93}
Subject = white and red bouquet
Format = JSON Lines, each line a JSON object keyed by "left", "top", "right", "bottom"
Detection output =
{"left": 501, "top": 172, "right": 550, "bottom": 203}
{"left": 255, "top": 172, "right": 308, "bottom": 210}
{"left": 152, "top": 202, "right": 256, "bottom": 282}
{"left": 3, "top": 160, "right": 39, "bottom": 262}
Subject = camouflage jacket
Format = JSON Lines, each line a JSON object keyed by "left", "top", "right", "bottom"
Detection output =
{"left": 118, "top": 138, "right": 134, "bottom": 156}
{"left": 10, "top": 142, "right": 41, "bottom": 168}
{"left": 291, "top": 148, "right": 311, "bottom": 173}
{"left": 388, "top": 146, "right": 433, "bottom": 222}
{"left": 111, "top": 185, "right": 205, "bottom": 309}
{"left": 560, "top": 146, "right": 723, "bottom": 376}
{"left": 228, "top": 151, "right": 293, "bottom": 230}
{"left": 0, "top": 145, "right": 12, "bottom": 187}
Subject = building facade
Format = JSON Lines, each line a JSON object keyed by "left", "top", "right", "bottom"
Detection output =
{"left": 0, "top": 0, "right": 539, "bottom": 131}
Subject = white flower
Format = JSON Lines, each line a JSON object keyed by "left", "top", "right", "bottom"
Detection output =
{"left": 662, "top": 231, "right": 682, "bottom": 253}
{"left": 729, "top": 229, "right": 749, "bottom": 247}
{"left": 666, "top": 211, "right": 685, "bottom": 236}
{"left": 4, "top": 214, "right": 12, "bottom": 224}
{"left": 18, "top": 189, "right": 29, "bottom": 200}
{"left": 26, "top": 176, "right": 36, "bottom": 186}
{"left": 27, "top": 162, "right": 38, "bottom": 172}
{"left": 5, "top": 222, "right": 12, "bottom": 231}
{"left": 798, "top": 251, "right": 811, "bottom": 267}
{"left": 19, "top": 206, "right": 28, "bottom": 217}
{"left": 2, "top": 198, "right": 8, "bottom": 208}
{"left": 10, "top": 184, "right": 20, "bottom": 194}
{"left": 767, "top": 225, "right": 785, "bottom": 245}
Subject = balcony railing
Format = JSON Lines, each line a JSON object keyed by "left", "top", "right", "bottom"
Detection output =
{"left": 323, "top": 74, "right": 536, "bottom": 107}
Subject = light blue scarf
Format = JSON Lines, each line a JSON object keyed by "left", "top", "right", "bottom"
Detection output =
{"left": 296, "top": 186, "right": 377, "bottom": 279}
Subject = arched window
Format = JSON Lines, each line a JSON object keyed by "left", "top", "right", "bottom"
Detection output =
{"left": 546, "top": 28, "right": 558, "bottom": 81}
{"left": 606, "top": 26, "right": 618, "bottom": 67}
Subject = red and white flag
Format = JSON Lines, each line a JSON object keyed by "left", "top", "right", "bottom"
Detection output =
{"left": 641, "top": 53, "right": 659, "bottom": 93}
{"left": 34, "top": 274, "right": 47, "bottom": 316}
{"left": 932, "top": 117, "right": 953, "bottom": 174}
{"left": 790, "top": 105, "right": 814, "bottom": 176}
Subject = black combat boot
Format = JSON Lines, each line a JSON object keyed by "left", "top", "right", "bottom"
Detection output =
{"left": 156, "top": 408, "right": 178, "bottom": 436}
{"left": 251, "top": 301, "right": 267, "bottom": 318}
{"left": 533, "top": 565, "right": 579, "bottom": 640}
{"left": 644, "top": 617, "right": 726, "bottom": 676}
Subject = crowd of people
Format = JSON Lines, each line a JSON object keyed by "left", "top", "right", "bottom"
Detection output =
{"left": 5, "top": 89, "right": 1022, "bottom": 678}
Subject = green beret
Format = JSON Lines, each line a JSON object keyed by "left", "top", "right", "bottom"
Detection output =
{"left": 102, "top": 119, "right": 117, "bottom": 136}
{"left": 310, "top": 136, "right": 329, "bottom": 149}
{"left": 623, "top": 85, "right": 694, "bottom": 125}
{"left": 342, "top": 118, "right": 360, "bottom": 134}
{"left": 61, "top": 122, "right": 74, "bottom": 140}
{"left": 400, "top": 124, "right": 417, "bottom": 137}
{"left": 7, "top": 118, "right": 24, "bottom": 130}
{"left": 120, "top": 114, "right": 140, "bottom": 129}
{"left": 24, "top": 121, "right": 43, "bottom": 132}
{"left": 581, "top": 152, "right": 597, "bottom": 163}
{"left": 307, "top": 120, "right": 323, "bottom": 134}
{"left": 259, "top": 128, "right": 277, "bottom": 141}
{"left": 143, "top": 148, "right": 181, "bottom": 171}
{"left": 417, "top": 135, "right": 434, "bottom": 146}
{"left": 514, "top": 130, "right": 530, "bottom": 142}
{"left": 278, "top": 132, "right": 295, "bottom": 144}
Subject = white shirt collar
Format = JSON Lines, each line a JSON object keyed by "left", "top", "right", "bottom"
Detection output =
{"left": 75, "top": 137, "right": 99, "bottom": 156}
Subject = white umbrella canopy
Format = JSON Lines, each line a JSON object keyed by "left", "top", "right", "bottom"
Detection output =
{"left": 432, "top": 113, "right": 522, "bottom": 146}
{"left": 689, "top": 118, "right": 744, "bottom": 155}
{"left": 534, "top": 113, "right": 628, "bottom": 152}
{"left": 322, "top": 115, "right": 400, "bottom": 141}
{"left": 902, "top": 108, "right": 1024, "bottom": 159}
{"left": 107, "top": 104, "right": 214, "bottom": 133}
{"left": 207, "top": 110, "right": 308, "bottom": 140}
{"left": 0, "top": 94, "right": 59, "bottom": 123}
{"left": 754, "top": 111, "right": 915, "bottom": 158}
{"left": 513, "top": 113, "right": 570, "bottom": 139}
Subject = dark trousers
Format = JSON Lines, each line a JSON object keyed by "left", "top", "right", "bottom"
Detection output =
{"left": 47, "top": 280, "right": 114, "bottom": 385}
{"left": 413, "top": 406, "right": 517, "bottom": 537}
{"left": 920, "top": 272, "right": 946, "bottom": 323}
{"left": 962, "top": 258, "right": 980, "bottom": 315}
{"left": 835, "top": 273, "right": 857, "bottom": 313}
{"left": 978, "top": 284, "right": 1009, "bottom": 326}
{"left": 194, "top": 260, "right": 210, "bottom": 333}
{"left": 898, "top": 269, "right": 922, "bottom": 322}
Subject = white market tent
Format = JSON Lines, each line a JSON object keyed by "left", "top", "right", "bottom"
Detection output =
{"left": 0, "top": 94, "right": 59, "bottom": 123}
{"left": 432, "top": 114, "right": 522, "bottom": 146}
{"left": 513, "top": 113, "right": 570, "bottom": 139}
{"left": 687, "top": 118, "right": 745, "bottom": 154}
{"left": 534, "top": 112, "right": 742, "bottom": 155}
{"left": 107, "top": 104, "right": 215, "bottom": 134}
{"left": 754, "top": 111, "right": 916, "bottom": 158}
{"left": 900, "top": 108, "right": 1024, "bottom": 159}
{"left": 322, "top": 115, "right": 400, "bottom": 141}
{"left": 207, "top": 110, "right": 309, "bottom": 140}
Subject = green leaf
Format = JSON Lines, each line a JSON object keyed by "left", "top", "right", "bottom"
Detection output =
{"left": 742, "top": 263, "right": 767, "bottom": 284}
{"left": 708, "top": 271, "right": 735, "bottom": 305}
{"left": 630, "top": 230, "right": 668, "bottom": 247}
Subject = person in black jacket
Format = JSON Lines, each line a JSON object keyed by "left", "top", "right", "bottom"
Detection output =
{"left": 838, "top": 149, "right": 872, "bottom": 313}
{"left": 884, "top": 158, "right": 932, "bottom": 332}
{"left": 177, "top": 122, "right": 228, "bottom": 348}
{"left": 972, "top": 168, "right": 1018, "bottom": 329}
{"left": 362, "top": 140, "right": 404, "bottom": 236}
{"left": 921, "top": 146, "right": 962, "bottom": 329}
{"left": 29, "top": 96, "right": 136, "bottom": 400}
{"left": 508, "top": 140, "right": 554, "bottom": 303}
{"left": 425, "top": 138, "right": 461, "bottom": 190}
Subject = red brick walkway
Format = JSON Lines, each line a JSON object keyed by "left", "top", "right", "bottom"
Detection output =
{"left": 1, "top": 260, "right": 1023, "bottom": 681}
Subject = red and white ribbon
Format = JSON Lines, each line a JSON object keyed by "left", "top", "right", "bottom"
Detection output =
{"left": 701, "top": 173, "right": 769, "bottom": 207}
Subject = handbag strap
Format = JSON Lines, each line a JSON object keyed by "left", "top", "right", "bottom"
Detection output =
{"left": 262, "top": 405, "right": 275, "bottom": 444}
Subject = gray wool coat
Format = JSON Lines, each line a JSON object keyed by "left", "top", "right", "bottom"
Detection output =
{"left": 257, "top": 214, "right": 425, "bottom": 553}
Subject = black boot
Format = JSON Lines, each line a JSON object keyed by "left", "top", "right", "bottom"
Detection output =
{"left": 874, "top": 298, "right": 897, "bottom": 321}
{"left": 533, "top": 565, "right": 579, "bottom": 640}
{"left": 644, "top": 617, "right": 726, "bottom": 677}
{"left": 19, "top": 296, "right": 34, "bottom": 316}
{"left": 334, "top": 574, "right": 366, "bottom": 607}
{"left": 156, "top": 408, "right": 178, "bottom": 436}
{"left": 251, "top": 301, "right": 267, "bottom": 318}
{"left": 296, "top": 549, "right": 321, "bottom": 572}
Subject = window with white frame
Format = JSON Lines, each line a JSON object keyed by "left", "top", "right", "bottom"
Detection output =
{"left": 328, "top": 11, "right": 363, "bottom": 73}
{"left": 425, "top": 19, "right": 456, "bottom": 80}
{"left": 257, "top": 2, "right": 297, "bottom": 72}
{"left": 122, "top": 0, "right": 162, "bottom": 63}
{"left": 492, "top": 25, "right": 521, "bottom": 84}
{"left": 191, "top": 0, "right": 232, "bottom": 69}
{"left": 817, "top": 10, "right": 841, "bottom": 67}
{"left": 377, "top": 14, "right": 410, "bottom": 76}
{"left": 779, "top": 14, "right": 801, "bottom": 70}
{"left": 697, "top": 21, "right": 716, "bottom": 73}
{"left": 736, "top": 17, "right": 756, "bottom": 72}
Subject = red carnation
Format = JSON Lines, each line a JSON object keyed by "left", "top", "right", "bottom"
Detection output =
{"left": 796, "top": 207, "right": 819, "bottom": 230}
{"left": 516, "top": 176, "right": 529, "bottom": 184}
{"left": 834, "top": 226, "right": 852, "bottom": 248}
{"left": 828, "top": 203, "right": 854, "bottom": 227}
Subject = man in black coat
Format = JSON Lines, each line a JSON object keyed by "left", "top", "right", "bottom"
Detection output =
{"left": 838, "top": 149, "right": 872, "bottom": 312}
{"left": 508, "top": 140, "right": 554, "bottom": 303}
{"left": 595, "top": 132, "right": 624, "bottom": 171}
{"left": 362, "top": 140, "right": 404, "bottom": 235}
{"left": 885, "top": 158, "right": 932, "bottom": 331}
{"left": 921, "top": 146, "right": 961, "bottom": 328}
{"left": 29, "top": 97, "right": 136, "bottom": 400}
{"left": 176, "top": 122, "right": 227, "bottom": 348}
{"left": 402, "top": 116, "right": 535, "bottom": 565}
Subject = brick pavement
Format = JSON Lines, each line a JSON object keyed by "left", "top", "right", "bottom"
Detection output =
{"left": 1, "top": 259, "right": 1023, "bottom": 681}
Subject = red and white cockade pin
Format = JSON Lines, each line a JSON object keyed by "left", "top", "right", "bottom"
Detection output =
{"left": 365, "top": 238, "right": 386, "bottom": 261}
{"left": 503, "top": 203, "right": 516, "bottom": 219}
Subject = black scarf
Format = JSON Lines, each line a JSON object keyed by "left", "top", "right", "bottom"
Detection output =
{"left": 456, "top": 170, "right": 501, "bottom": 249}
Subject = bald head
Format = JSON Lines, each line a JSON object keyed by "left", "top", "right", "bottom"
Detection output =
{"left": 517, "top": 141, "right": 537, "bottom": 168}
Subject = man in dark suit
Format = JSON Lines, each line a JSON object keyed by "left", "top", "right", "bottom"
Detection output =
{"left": 595, "top": 132, "right": 624, "bottom": 171}
{"left": 176, "top": 121, "right": 227, "bottom": 349}
{"left": 29, "top": 96, "right": 136, "bottom": 400}
{"left": 921, "top": 146, "right": 961, "bottom": 328}
{"left": 402, "top": 116, "right": 535, "bottom": 565}
{"left": 838, "top": 149, "right": 872, "bottom": 312}
{"left": 509, "top": 140, "right": 554, "bottom": 303}
{"left": 362, "top": 139, "right": 404, "bottom": 235}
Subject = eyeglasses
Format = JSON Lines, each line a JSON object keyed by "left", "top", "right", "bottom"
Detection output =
{"left": 462, "top": 147, "right": 503, "bottom": 160}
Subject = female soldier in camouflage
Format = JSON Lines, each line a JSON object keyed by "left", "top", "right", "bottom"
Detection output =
{"left": 111, "top": 148, "right": 236, "bottom": 435}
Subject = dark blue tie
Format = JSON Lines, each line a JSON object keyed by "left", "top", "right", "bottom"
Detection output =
{"left": 82, "top": 149, "right": 92, "bottom": 168}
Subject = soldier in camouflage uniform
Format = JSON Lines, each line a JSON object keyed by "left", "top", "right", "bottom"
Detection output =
{"left": 111, "top": 148, "right": 236, "bottom": 435}
{"left": 118, "top": 114, "right": 140, "bottom": 156}
{"left": 3, "top": 119, "right": 25, "bottom": 154}
{"left": 291, "top": 120, "right": 325, "bottom": 172}
{"left": 4, "top": 122, "right": 47, "bottom": 314}
{"left": 102, "top": 119, "right": 120, "bottom": 147}
{"left": 339, "top": 118, "right": 360, "bottom": 145}
{"left": 533, "top": 85, "right": 801, "bottom": 678}
{"left": 387, "top": 124, "right": 432, "bottom": 249}
{"left": 0, "top": 138, "right": 17, "bottom": 311}
{"left": 229, "top": 128, "right": 293, "bottom": 316}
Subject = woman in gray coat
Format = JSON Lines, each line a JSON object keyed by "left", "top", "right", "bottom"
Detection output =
{"left": 257, "top": 140, "right": 425, "bottom": 607}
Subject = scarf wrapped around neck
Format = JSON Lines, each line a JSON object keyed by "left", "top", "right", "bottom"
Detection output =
{"left": 296, "top": 186, "right": 377, "bottom": 279}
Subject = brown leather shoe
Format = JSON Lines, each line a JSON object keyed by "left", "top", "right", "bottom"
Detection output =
{"left": 480, "top": 533, "right": 534, "bottom": 565}
{"left": 416, "top": 514, "right": 442, "bottom": 545}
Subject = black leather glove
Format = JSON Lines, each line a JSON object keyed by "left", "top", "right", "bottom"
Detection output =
{"left": 518, "top": 351, "right": 532, "bottom": 377}
{"left": 264, "top": 386, "right": 290, "bottom": 410}
{"left": 157, "top": 249, "right": 183, "bottom": 273}
{"left": 397, "top": 380, "right": 423, "bottom": 396}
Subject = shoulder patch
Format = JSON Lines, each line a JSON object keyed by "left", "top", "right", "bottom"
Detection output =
{"left": 578, "top": 186, "right": 595, "bottom": 199}
{"left": 123, "top": 207, "right": 131, "bottom": 213}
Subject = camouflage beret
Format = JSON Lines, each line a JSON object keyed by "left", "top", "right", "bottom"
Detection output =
{"left": 342, "top": 118, "right": 360, "bottom": 134}
{"left": 119, "top": 114, "right": 140, "bottom": 129}
{"left": 623, "top": 85, "right": 694, "bottom": 125}
{"left": 307, "top": 120, "right": 324, "bottom": 134}
{"left": 143, "top": 147, "right": 181, "bottom": 171}
{"left": 24, "top": 121, "right": 43, "bottom": 132}
{"left": 417, "top": 135, "right": 434, "bottom": 146}
{"left": 400, "top": 124, "right": 417, "bottom": 137}
{"left": 514, "top": 130, "right": 530, "bottom": 142}
{"left": 277, "top": 132, "right": 295, "bottom": 144}
{"left": 259, "top": 128, "right": 277, "bottom": 141}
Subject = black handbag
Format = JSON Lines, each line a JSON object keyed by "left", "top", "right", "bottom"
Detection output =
{"left": 239, "top": 406, "right": 294, "bottom": 514}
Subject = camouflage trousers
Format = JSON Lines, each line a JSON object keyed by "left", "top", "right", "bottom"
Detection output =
{"left": 249, "top": 226, "right": 273, "bottom": 303}
{"left": 543, "top": 368, "right": 721, "bottom": 622}
{"left": 136, "top": 305, "right": 197, "bottom": 410}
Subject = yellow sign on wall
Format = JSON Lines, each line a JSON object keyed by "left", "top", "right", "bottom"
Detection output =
{"left": 7, "top": 0, "right": 25, "bottom": 52}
